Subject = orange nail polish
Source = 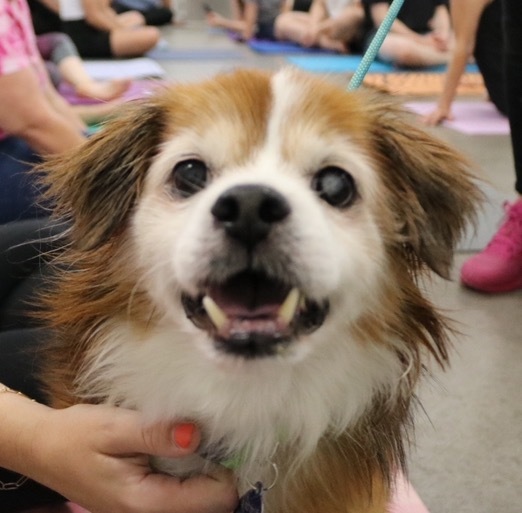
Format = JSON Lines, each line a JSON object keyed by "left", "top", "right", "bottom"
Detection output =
{"left": 173, "top": 423, "right": 195, "bottom": 449}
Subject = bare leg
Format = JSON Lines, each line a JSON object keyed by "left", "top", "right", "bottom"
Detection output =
{"left": 379, "top": 34, "right": 450, "bottom": 67}
{"left": 274, "top": 12, "right": 314, "bottom": 45}
{"left": 58, "top": 56, "right": 130, "bottom": 101}
{"left": 109, "top": 26, "right": 161, "bottom": 57}
{"left": 317, "top": 33, "right": 348, "bottom": 52}
{"left": 325, "top": 5, "right": 364, "bottom": 42}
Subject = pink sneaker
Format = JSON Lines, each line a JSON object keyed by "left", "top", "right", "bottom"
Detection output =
{"left": 461, "top": 199, "right": 522, "bottom": 293}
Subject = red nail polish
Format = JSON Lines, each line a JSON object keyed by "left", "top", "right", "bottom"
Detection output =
{"left": 173, "top": 423, "right": 195, "bottom": 449}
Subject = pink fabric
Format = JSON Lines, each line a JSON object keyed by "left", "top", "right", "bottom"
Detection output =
{"left": 21, "top": 474, "right": 430, "bottom": 513}
{"left": 0, "top": 0, "right": 46, "bottom": 139}
{"left": 0, "top": 0, "right": 40, "bottom": 76}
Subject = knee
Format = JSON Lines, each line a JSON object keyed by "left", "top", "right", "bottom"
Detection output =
{"left": 387, "top": 44, "right": 419, "bottom": 67}
{"left": 144, "top": 26, "right": 161, "bottom": 47}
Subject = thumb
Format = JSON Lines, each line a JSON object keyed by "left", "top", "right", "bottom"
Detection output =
{"left": 98, "top": 408, "right": 200, "bottom": 458}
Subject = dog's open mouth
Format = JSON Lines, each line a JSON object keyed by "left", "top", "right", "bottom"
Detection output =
{"left": 181, "top": 271, "right": 329, "bottom": 358}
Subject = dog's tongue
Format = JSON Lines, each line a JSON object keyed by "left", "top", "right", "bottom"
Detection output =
{"left": 208, "top": 271, "right": 289, "bottom": 317}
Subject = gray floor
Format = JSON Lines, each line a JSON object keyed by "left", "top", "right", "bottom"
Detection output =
{"left": 153, "top": 18, "right": 521, "bottom": 513}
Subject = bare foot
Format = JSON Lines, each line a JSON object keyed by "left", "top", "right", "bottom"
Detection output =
{"left": 318, "top": 34, "right": 348, "bottom": 54}
{"left": 75, "top": 79, "right": 131, "bottom": 101}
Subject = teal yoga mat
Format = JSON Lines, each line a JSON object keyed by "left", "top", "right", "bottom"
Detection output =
{"left": 287, "top": 55, "right": 480, "bottom": 74}
{"left": 287, "top": 55, "right": 395, "bottom": 73}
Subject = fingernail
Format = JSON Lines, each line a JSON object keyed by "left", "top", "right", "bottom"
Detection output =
{"left": 173, "top": 423, "right": 195, "bottom": 449}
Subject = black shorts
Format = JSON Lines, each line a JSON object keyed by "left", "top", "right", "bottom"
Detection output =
{"left": 112, "top": 2, "right": 173, "bottom": 26}
{"left": 61, "top": 20, "right": 112, "bottom": 58}
{"left": 256, "top": 20, "right": 276, "bottom": 40}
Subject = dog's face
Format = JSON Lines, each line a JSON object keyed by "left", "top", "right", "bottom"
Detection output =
{"left": 133, "top": 70, "right": 391, "bottom": 363}
{"left": 43, "top": 68, "right": 480, "bottom": 468}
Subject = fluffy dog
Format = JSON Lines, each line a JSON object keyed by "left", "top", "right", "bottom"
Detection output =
{"left": 40, "top": 68, "right": 481, "bottom": 513}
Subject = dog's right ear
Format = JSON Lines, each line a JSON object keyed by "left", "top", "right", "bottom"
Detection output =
{"left": 41, "top": 99, "right": 166, "bottom": 250}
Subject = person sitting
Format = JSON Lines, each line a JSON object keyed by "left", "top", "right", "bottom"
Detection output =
{"left": 36, "top": 32, "right": 131, "bottom": 101}
{"left": 0, "top": 1, "right": 86, "bottom": 224}
{"left": 30, "top": 0, "right": 161, "bottom": 58}
{"left": 361, "top": 0, "right": 452, "bottom": 68}
{"left": 112, "top": 0, "right": 174, "bottom": 26}
{"left": 275, "top": 0, "right": 365, "bottom": 53}
{"left": 205, "top": 0, "right": 292, "bottom": 42}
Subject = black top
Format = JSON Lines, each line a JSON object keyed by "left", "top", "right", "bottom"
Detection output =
{"left": 362, "top": 0, "right": 449, "bottom": 34}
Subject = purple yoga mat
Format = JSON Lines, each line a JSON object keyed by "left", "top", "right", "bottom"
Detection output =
{"left": 405, "top": 100, "right": 509, "bottom": 135}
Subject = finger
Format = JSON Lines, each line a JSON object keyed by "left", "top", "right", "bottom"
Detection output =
{"left": 97, "top": 408, "right": 200, "bottom": 458}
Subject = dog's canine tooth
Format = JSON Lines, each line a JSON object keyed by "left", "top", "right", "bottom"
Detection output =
{"left": 202, "top": 296, "right": 229, "bottom": 330}
{"left": 278, "top": 288, "right": 300, "bottom": 326}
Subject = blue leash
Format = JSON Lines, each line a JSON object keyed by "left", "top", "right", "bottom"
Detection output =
{"left": 347, "top": 0, "right": 405, "bottom": 90}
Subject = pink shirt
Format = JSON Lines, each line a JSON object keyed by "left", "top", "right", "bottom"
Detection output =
{"left": 0, "top": 0, "right": 46, "bottom": 139}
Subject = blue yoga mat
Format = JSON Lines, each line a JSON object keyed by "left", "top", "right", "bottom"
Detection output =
{"left": 247, "top": 38, "right": 336, "bottom": 55}
{"left": 147, "top": 46, "right": 245, "bottom": 60}
{"left": 287, "top": 55, "right": 394, "bottom": 73}
{"left": 287, "top": 55, "right": 480, "bottom": 74}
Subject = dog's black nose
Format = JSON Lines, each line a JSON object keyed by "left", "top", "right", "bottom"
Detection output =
{"left": 211, "top": 184, "right": 290, "bottom": 247}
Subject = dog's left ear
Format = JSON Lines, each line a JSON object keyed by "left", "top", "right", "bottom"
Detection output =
{"left": 363, "top": 91, "right": 482, "bottom": 278}
{"left": 41, "top": 99, "right": 166, "bottom": 250}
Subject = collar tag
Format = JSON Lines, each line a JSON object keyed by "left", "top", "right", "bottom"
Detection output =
{"left": 234, "top": 482, "right": 264, "bottom": 513}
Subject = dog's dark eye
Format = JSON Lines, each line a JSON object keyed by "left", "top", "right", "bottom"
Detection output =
{"left": 171, "top": 159, "right": 209, "bottom": 197}
{"left": 311, "top": 167, "right": 357, "bottom": 208}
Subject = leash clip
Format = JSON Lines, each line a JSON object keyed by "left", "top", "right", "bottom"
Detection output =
{"left": 235, "top": 463, "right": 279, "bottom": 513}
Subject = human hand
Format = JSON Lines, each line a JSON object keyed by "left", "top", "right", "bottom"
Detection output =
{"left": 29, "top": 404, "right": 238, "bottom": 513}
{"left": 422, "top": 105, "right": 454, "bottom": 126}
{"left": 301, "top": 27, "right": 319, "bottom": 48}
{"left": 431, "top": 31, "right": 451, "bottom": 52}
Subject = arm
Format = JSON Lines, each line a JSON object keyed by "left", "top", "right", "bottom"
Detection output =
{"left": 430, "top": 4, "right": 452, "bottom": 35}
{"left": 308, "top": 0, "right": 328, "bottom": 23}
{"left": 0, "top": 68, "right": 85, "bottom": 155}
{"left": 423, "top": 0, "right": 488, "bottom": 125}
{"left": 241, "top": 1, "right": 259, "bottom": 40}
{"left": 281, "top": 0, "right": 294, "bottom": 13}
{"left": 43, "top": 82, "right": 87, "bottom": 133}
{"left": 300, "top": 0, "right": 328, "bottom": 46}
{"left": 429, "top": 4, "right": 452, "bottom": 50}
{"left": 0, "top": 386, "right": 238, "bottom": 513}
{"left": 370, "top": 2, "right": 425, "bottom": 42}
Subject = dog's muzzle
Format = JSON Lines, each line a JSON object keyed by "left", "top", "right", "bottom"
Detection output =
{"left": 181, "top": 271, "right": 329, "bottom": 358}
{"left": 181, "top": 184, "right": 329, "bottom": 358}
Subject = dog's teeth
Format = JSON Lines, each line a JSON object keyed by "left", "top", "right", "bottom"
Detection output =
{"left": 278, "top": 288, "right": 300, "bottom": 325}
{"left": 202, "top": 296, "right": 228, "bottom": 330}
